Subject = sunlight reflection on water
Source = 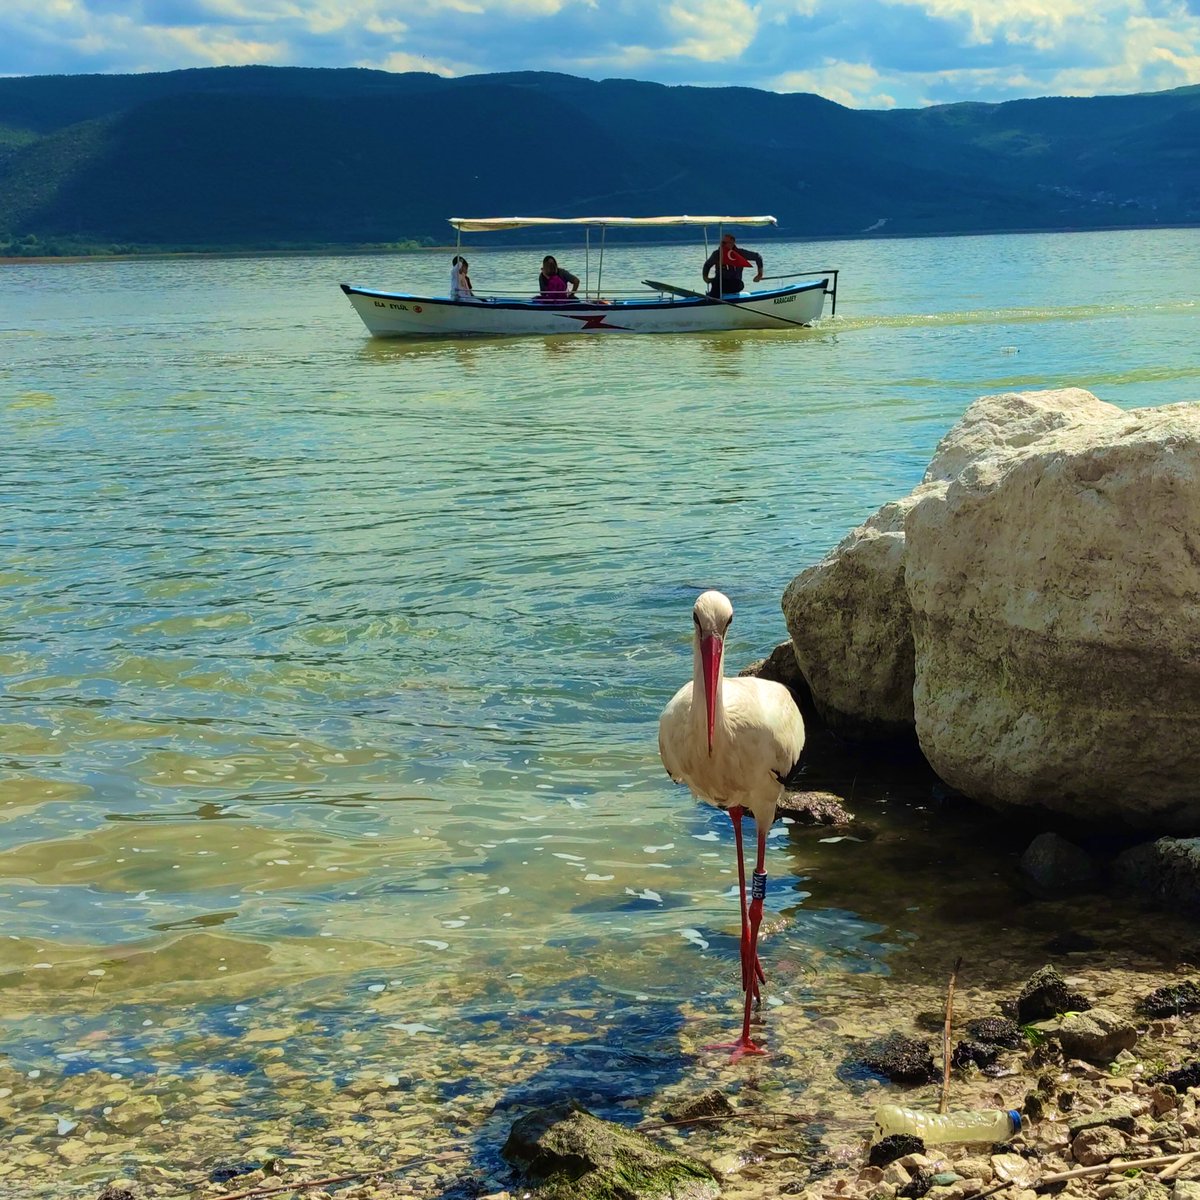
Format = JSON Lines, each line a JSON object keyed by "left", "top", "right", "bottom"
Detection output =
{"left": 1, "top": 226, "right": 1198, "bottom": 1188}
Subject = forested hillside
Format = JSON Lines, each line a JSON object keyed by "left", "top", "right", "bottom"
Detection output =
{"left": 0, "top": 67, "right": 1196, "bottom": 254}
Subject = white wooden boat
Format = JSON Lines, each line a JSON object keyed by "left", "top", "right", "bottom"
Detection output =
{"left": 340, "top": 215, "right": 838, "bottom": 339}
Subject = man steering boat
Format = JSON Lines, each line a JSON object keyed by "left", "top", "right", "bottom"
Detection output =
{"left": 702, "top": 233, "right": 765, "bottom": 297}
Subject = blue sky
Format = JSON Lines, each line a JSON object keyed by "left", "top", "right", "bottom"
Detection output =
{"left": 3, "top": 0, "right": 1199, "bottom": 109}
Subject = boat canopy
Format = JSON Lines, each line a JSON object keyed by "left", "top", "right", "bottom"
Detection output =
{"left": 448, "top": 215, "right": 778, "bottom": 232}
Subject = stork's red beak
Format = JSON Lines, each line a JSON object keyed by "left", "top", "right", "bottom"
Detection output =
{"left": 700, "top": 633, "right": 722, "bottom": 753}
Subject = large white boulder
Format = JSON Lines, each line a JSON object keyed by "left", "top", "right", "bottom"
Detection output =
{"left": 781, "top": 494, "right": 920, "bottom": 739}
{"left": 783, "top": 388, "right": 1200, "bottom": 830}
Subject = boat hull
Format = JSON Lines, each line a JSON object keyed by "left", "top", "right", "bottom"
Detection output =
{"left": 339, "top": 280, "right": 830, "bottom": 338}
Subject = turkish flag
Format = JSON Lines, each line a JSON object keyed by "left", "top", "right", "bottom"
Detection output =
{"left": 722, "top": 246, "right": 751, "bottom": 268}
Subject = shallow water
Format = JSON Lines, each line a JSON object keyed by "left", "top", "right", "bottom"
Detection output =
{"left": 1, "top": 227, "right": 1198, "bottom": 1193}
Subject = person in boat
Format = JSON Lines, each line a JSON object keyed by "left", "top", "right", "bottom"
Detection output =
{"left": 450, "top": 255, "right": 475, "bottom": 301}
{"left": 702, "top": 233, "right": 764, "bottom": 297}
{"left": 538, "top": 256, "right": 580, "bottom": 299}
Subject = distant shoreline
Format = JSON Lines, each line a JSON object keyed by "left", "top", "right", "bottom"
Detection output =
{"left": 2, "top": 222, "right": 1197, "bottom": 266}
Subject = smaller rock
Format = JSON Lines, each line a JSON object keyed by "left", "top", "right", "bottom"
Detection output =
{"left": 1118, "top": 1183, "right": 1172, "bottom": 1200}
{"left": 661, "top": 1089, "right": 732, "bottom": 1124}
{"left": 898, "top": 1168, "right": 935, "bottom": 1198}
{"left": 1058, "top": 1008, "right": 1138, "bottom": 1064}
{"left": 97, "top": 1187, "right": 136, "bottom": 1200}
{"left": 925, "top": 1188, "right": 962, "bottom": 1200}
{"left": 779, "top": 790, "right": 856, "bottom": 826}
{"left": 1115, "top": 839, "right": 1200, "bottom": 917}
{"left": 103, "top": 1096, "right": 163, "bottom": 1134}
{"left": 990, "top": 1154, "right": 1037, "bottom": 1188}
{"left": 1071, "top": 1125, "right": 1127, "bottom": 1166}
{"left": 1148, "top": 1084, "right": 1179, "bottom": 1118}
{"left": 709, "top": 1152, "right": 746, "bottom": 1177}
{"left": 1137, "top": 981, "right": 1200, "bottom": 1018}
{"left": 951, "top": 1041, "right": 1001, "bottom": 1070}
{"left": 964, "top": 1018, "right": 1025, "bottom": 1050}
{"left": 1068, "top": 1106, "right": 1136, "bottom": 1137}
{"left": 1019, "top": 833, "right": 1099, "bottom": 892}
{"left": 857, "top": 1032, "right": 939, "bottom": 1084}
{"left": 1012, "top": 965, "right": 1092, "bottom": 1023}
{"left": 501, "top": 1101, "right": 718, "bottom": 1200}
{"left": 1173, "top": 1183, "right": 1200, "bottom": 1200}
{"left": 953, "top": 1157, "right": 992, "bottom": 1181}
{"left": 870, "top": 1135, "right": 926, "bottom": 1167}
{"left": 1152, "top": 1062, "right": 1200, "bottom": 1092}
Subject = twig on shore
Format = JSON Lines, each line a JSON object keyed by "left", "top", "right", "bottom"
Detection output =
{"left": 199, "top": 1149, "right": 470, "bottom": 1200}
{"left": 1159, "top": 1150, "right": 1199, "bottom": 1179}
{"left": 638, "top": 1109, "right": 818, "bottom": 1133}
{"left": 206, "top": 1169, "right": 391, "bottom": 1200}
{"left": 939, "top": 956, "right": 963, "bottom": 1114}
{"left": 973, "top": 1150, "right": 1196, "bottom": 1199}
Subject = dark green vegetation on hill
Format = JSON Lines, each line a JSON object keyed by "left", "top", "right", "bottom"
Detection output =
{"left": 0, "top": 66, "right": 1197, "bottom": 255}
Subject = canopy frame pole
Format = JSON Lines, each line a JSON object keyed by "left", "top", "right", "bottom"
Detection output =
{"left": 717, "top": 222, "right": 723, "bottom": 299}
{"left": 597, "top": 224, "right": 606, "bottom": 299}
{"left": 585, "top": 228, "right": 590, "bottom": 298}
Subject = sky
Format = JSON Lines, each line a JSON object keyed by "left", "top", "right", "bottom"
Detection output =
{"left": 2, "top": 0, "right": 1200, "bottom": 109}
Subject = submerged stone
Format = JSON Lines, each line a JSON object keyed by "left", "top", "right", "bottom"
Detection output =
{"left": 661, "top": 1089, "right": 733, "bottom": 1125}
{"left": 964, "top": 1017, "right": 1025, "bottom": 1050}
{"left": 501, "top": 1100, "right": 719, "bottom": 1200}
{"left": 949, "top": 1040, "right": 1000, "bottom": 1069}
{"left": 855, "top": 1033, "right": 939, "bottom": 1085}
{"left": 1019, "top": 832, "right": 1099, "bottom": 893}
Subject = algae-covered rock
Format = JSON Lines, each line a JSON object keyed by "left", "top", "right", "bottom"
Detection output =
{"left": 501, "top": 1100, "right": 719, "bottom": 1199}
{"left": 855, "top": 1032, "right": 939, "bottom": 1085}
{"left": 1011, "top": 965, "right": 1091, "bottom": 1023}
{"left": 868, "top": 1134, "right": 924, "bottom": 1167}
{"left": 1136, "top": 979, "right": 1200, "bottom": 1018}
{"left": 964, "top": 1017, "right": 1025, "bottom": 1050}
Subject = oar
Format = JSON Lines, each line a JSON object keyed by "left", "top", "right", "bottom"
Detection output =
{"left": 640, "top": 279, "right": 814, "bottom": 330}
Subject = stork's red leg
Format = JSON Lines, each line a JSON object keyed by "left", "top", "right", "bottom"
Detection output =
{"left": 705, "top": 817, "right": 768, "bottom": 1060}
{"left": 730, "top": 810, "right": 766, "bottom": 996}
{"left": 728, "top": 807, "right": 752, "bottom": 994}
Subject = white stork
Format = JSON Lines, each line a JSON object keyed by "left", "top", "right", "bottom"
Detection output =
{"left": 658, "top": 589, "right": 806, "bottom": 1060}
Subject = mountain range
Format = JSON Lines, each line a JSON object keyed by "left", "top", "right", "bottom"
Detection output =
{"left": 0, "top": 66, "right": 1197, "bottom": 254}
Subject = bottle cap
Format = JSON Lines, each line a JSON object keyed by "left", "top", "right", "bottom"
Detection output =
{"left": 1008, "top": 1110, "right": 1022, "bottom": 1134}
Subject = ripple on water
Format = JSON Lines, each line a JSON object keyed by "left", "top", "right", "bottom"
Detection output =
{"left": 2, "top": 228, "right": 1199, "bottom": 1192}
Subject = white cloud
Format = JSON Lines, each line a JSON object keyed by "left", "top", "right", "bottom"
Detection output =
{"left": 772, "top": 60, "right": 899, "bottom": 107}
{"left": 368, "top": 49, "right": 463, "bottom": 74}
{"left": 665, "top": 0, "right": 759, "bottom": 62}
{"left": 0, "top": 0, "right": 1197, "bottom": 108}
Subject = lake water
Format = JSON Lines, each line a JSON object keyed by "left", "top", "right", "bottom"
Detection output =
{"left": 2, "top": 227, "right": 1199, "bottom": 1196}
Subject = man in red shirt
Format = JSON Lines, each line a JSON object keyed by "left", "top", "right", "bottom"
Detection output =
{"left": 703, "top": 233, "right": 764, "bottom": 297}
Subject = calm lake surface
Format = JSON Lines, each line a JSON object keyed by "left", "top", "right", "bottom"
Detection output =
{"left": 2, "top": 227, "right": 1199, "bottom": 1194}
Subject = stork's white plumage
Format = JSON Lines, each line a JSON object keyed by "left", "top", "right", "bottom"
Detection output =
{"left": 658, "top": 589, "right": 805, "bottom": 1060}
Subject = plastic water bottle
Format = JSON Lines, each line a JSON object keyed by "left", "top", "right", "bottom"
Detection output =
{"left": 872, "top": 1104, "right": 1021, "bottom": 1145}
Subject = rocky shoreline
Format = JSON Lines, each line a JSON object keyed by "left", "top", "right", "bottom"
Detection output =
{"left": 8, "top": 738, "right": 1200, "bottom": 1200}
{"left": 51, "top": 953, "right": 1200, "bottom": 1200}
